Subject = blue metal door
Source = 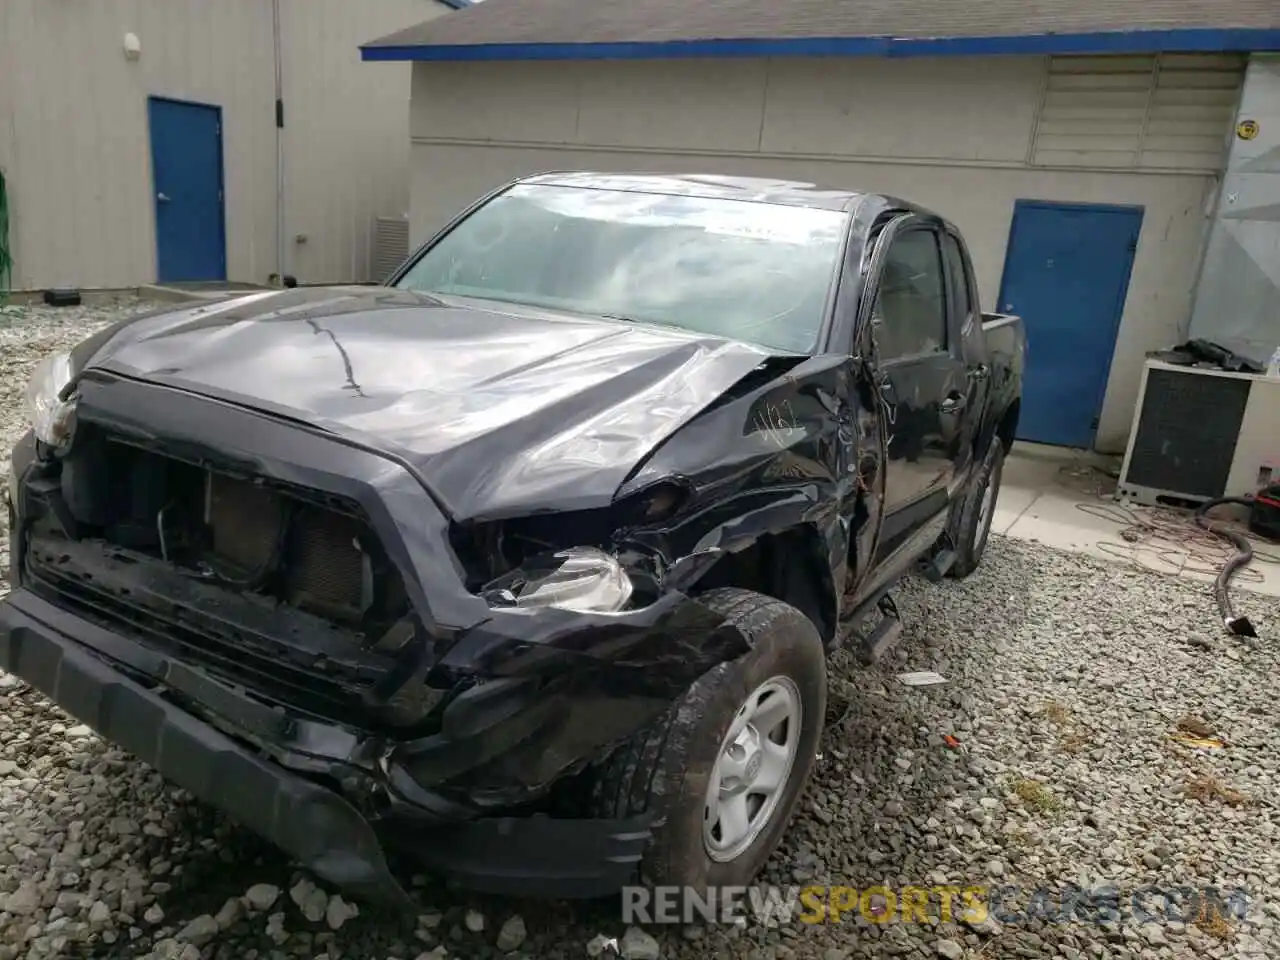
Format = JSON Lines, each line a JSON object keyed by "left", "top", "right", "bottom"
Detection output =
{"left": 148, "top": 97, "right": 226, "bottom": 282}
{"left": 997, "top": 201, "right": 1142, "bottom": 448}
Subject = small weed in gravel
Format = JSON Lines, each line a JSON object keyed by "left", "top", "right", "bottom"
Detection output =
{"left": 1185, "top": 774, "right": 1252, "bottom": 808}
{"left": 1012, "top": 778, "right": 1060, "bottom": 813}
{"left": 1042, "top": 700, "right": 1071, "bottom": 725}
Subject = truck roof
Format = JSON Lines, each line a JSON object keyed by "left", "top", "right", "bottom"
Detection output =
{"left": 518, "top": 171, "right": 916, "bottom": 215}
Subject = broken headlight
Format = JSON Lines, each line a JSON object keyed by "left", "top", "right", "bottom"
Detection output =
{"left": 480, "top": 546, "right": 633, "bottom": 614}
{"left": 24, "top": 351, "right": 77, "bottom": 450}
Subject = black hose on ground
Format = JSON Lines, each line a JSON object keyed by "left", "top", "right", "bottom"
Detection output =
{"left": 1194, "top": 496, "right": 1258, "bottom": 639}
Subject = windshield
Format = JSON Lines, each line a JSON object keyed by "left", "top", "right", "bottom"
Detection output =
{"left": 395, "top": 183, "right": 846, "bottom": 354}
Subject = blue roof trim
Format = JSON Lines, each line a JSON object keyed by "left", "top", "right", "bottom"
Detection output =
{"left": 436, "top": 0, "right": 473, "bottom": 9}
{"left": 361, "top": 27, "right": 1280, "bottom": 61}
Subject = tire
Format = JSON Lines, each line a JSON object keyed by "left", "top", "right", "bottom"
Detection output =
{"left": 947, "top": 437, "right": 1006, "bottom": 579}
{"left": 589, "top": 588, "right": 827, "bottom": 891}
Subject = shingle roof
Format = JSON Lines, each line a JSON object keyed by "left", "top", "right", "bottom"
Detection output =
{"left": 363, "top": 0, "right": 1280, "bottom": 61}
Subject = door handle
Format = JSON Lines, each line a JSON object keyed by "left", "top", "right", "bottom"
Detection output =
{"left": 157, "top": 192, "right": 171, "bottom": 203}
{"left": 940, "top": 394, "right": 967, "bottom": 414}
{"left": 968, "top": 363, "right": 990, "bottom": 381}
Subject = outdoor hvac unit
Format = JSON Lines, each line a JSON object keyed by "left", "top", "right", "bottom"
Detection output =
{"left": 1116, "top": 359, "right": 1280, "bottom": 507}
{"left": 372, "top": 216, "right": 410, "bottom": 283}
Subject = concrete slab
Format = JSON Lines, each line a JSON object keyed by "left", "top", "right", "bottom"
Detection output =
{"left": 997, "top": 443, "right": 1280, "bottom": 599}
{"left": 990, "top": 485, "right": 1037, "bottom": 535}
{"left": 1004, "top": 487, "right": 1130, "bottom": 557}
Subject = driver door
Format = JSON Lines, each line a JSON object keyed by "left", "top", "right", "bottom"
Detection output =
{"left": 867, "top": 220, "right": 969, "bottom": 562}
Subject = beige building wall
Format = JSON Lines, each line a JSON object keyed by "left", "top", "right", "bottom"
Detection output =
{"left": 406, "top": 55, "right": 1243, "bottom": 452}
{"left": 278, "top": 0, "right": 442, "bottom": 284}
{"left": 0, "top": 0, "right": 448, "bottom": 292}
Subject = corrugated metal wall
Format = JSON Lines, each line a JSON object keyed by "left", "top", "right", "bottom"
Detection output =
{"left": 0, "top": 0, "right": 275, "bottom": 290}
{"left": 278, "top": 0, "right": 434, "bottom": 285}
{"left": 0, "top": 0, "right": 446, "bottom": 291}
{"left": 1189, "top": 54, "right": 1280, "bottom": 365}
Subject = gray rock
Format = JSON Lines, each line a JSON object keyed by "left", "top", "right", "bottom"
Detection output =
{"left": 965, "top": 916, "right": 1002, "bottom": 937}
{"left": 265, "top": 910, "right": 289, "bottom": 945}
{"left": 215, "top": 895, "right": 245, "bottom": 930}
{"left": 587, "top": 934, "right": 620, "bottom": 957}
{"left": 464, "top": 908, "right": 485, "bottom": 933}
{"left": 244, "top": 883, "right": 281, "bottom": 912}
{"left": 621, "top": 926, "right": 660, "bottom": 960}
{"left": 149, "top": 940, "right": 188, "bottom": 960}
{"left": 176, "top": 914, "right": 219, "bottom": 947}
{"left": 107, "top": 817, "right": 138, "bottom": 836}
{"left": 496, "top": 914, "right": 527, "bottom": 951}
{"left": 935, "top": 939, "right": 964, "bottom": 960}
{"left": 87, "top": 900, "right": 112, "bottom": 924}
{"left": 290, "top": 877, "right": 328, "bottom": 924}
{"left": 324, "top": 895, "right": 358, "bottom": 931}
{"left": 4, "top": 881, "right": 42, "bottom": 915}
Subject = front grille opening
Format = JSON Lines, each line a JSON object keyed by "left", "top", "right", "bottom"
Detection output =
{"left": 56, "top": 426, "right": 409, "bottom": 635}
{"left": 21, "top": 424, "right": 426, "bottom": 727}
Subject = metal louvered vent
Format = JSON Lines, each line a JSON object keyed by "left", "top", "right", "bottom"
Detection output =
{"left": 1031, "top": 54, "right": 1245, "bottom": 172}
{"left": 372, "top": 216, "right": 410, "bottom": 282}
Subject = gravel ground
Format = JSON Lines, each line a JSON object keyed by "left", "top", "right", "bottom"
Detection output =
{"left": 1, "top": 299, "right": 1278, "bottom": 960}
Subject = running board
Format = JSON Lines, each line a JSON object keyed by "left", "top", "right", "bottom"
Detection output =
{"left": 857, "top": 594, "right": 904, "bottom": 666}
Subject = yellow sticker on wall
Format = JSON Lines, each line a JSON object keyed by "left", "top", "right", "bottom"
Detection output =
{"left": 1237, "top": 119, "right": 1260, "bottom": 141}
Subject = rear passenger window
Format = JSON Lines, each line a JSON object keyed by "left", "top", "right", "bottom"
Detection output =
{"left": 941, "top": 232, "right": 975, "bottom": 327}
{"left": 872, "top": 229, "right": 946, "bottom": 361}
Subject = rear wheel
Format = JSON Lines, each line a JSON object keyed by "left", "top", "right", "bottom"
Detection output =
{"left": 948, "top": 438, "right": 1005, "bottom": 578}
{"left": 588, "top": 588, "right": 827, "bottom": 890}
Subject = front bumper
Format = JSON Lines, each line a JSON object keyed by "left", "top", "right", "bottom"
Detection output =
{"left": 3, "top": 375, "right": 747, "bottom": 903}
{"left": 0, "top": 589, "right": 655, "bottom": 904}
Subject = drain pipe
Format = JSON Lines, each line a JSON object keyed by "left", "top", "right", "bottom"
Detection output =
{"left": 271, "top": 0, "right": 286, "bottom": 285}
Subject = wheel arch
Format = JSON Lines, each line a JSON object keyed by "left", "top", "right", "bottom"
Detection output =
{"left": 688, "top": 524, "right": 839, "bottom": 647}
{"left": 996, "top": 398, "right": 1021, "bottom": 453}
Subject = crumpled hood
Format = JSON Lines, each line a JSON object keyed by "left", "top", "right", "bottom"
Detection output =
{"left": 81, "top": 287, "right": 773, "bottom": 520}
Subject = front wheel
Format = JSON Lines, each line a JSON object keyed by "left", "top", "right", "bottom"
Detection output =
{"left": 588, "top": 588, "right": 827, "bottom": 890}
{"left": 948, "top": 438, "right": 1006, "bottom": 578}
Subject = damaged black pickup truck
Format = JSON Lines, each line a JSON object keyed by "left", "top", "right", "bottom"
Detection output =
{"left": 2, "top": 173, "right": 1023, "bottom": 908}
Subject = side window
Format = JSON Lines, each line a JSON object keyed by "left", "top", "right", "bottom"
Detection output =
{"left": 872, "top": 229, "right": 947, "bottom": 361}
{"left": 941, "top": 232, "right": 975, "bottom": 328}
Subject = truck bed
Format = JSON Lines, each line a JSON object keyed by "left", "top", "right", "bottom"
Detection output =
{"left": 982, "top": 312, "right": 1024, "bottom": 362}
{"left": 980, "top": 311, "right": 1026, "bottom": 420}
